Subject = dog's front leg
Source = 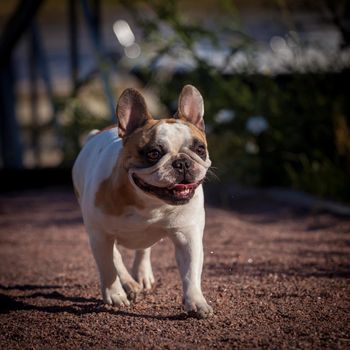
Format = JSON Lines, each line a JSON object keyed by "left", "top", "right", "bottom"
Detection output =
{"left": 171, "top": 228, "right": 213, "bottom": 319}
{"left": 88, "top": 232, "right": 130, "bottom": 306}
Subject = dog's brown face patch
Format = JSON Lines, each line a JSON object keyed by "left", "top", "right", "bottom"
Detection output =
{"left": 183, "top": 121, "right": 207, "bottom": 147}
{"left": 121, "top": 119, "right": 161, "bottom": 168}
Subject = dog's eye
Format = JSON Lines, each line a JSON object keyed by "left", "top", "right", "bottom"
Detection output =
{"left": 147, "top": 149, "right": 161, "bottom": 161}
{"left": 190, "top": 140, "right": 207, "bottom": 160}
{"left": 195, "top": 145, "right": 206, "bottom": 158}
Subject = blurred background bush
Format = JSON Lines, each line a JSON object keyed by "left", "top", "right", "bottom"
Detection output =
{"left": 0, "top": 0, "right": 349, "bottom": 202}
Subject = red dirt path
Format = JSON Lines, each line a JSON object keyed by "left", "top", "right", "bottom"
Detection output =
{"left": 0, "top": 188, "right": 349, "bottom": 349}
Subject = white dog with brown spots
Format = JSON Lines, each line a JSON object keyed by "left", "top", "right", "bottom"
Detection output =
{"left": 72, "top": 85, "right": 213, "bottom": 318}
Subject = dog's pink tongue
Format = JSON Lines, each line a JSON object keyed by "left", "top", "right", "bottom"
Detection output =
{"left": 172, "top": 183, "right": 196, "bottom": 190}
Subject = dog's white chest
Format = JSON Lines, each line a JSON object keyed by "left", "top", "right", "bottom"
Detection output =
{"left": 94, "top": 197, "right": 203, "bottom": 249}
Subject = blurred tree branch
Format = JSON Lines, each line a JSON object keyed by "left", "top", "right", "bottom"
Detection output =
{"left": 0, "top": 0, "right": 44, "bottom": 69}
{"left": 0, "top": 0, "right": 44, "bottom": 169}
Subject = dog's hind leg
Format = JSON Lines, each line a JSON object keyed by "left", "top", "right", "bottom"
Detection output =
{"left": 113, "top": 244, "right": 142, "bottom": 301}
{"left": 132, "top": 248, "right": 155, "bottom": 291}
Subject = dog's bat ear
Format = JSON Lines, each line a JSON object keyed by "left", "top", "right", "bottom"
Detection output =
{"left": 175, "top": 85, "right": 205, "bottom": 131}
{"left": 116, "top": 88, "right": 152, "bottom": 138}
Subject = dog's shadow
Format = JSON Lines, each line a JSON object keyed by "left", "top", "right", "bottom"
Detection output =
{"left": 0, "top": 284, "right": 189, "bottom": 321}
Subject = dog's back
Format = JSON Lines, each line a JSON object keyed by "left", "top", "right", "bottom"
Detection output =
{"left": 72, "top": 127, "right": 121, "bottom": 204}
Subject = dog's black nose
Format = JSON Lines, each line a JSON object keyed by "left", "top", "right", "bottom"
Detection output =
{"left": 172, "top": 158, "right": 191, "bottom": 172}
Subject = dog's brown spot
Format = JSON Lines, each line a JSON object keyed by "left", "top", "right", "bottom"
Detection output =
{"left": 165, "top": 119, "right": 177, "bottom": 124}
{"left": 95, "top": 161, "right": 145, "bottom": 217}
{"left": 73, "top": 186, "right": 80, "bottom": 200}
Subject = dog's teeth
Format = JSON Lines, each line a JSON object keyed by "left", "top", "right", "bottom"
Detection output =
{"left": 174, "top": 188, "right": 190, "bottom": 196}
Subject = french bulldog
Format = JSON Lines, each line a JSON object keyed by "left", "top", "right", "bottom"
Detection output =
{"left": 72, "top": 85, "right": 213, "bottom": 318}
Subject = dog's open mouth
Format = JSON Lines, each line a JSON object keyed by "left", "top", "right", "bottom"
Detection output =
{"left": 132, "top": 174, "right": 201, "bottom": 205}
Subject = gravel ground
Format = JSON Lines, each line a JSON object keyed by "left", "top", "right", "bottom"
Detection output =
{"left": 0, "top": 187, "right": 349, "bottom": 349}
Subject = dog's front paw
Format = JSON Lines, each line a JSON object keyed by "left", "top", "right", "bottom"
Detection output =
{"left": 184, "top": 298, "right": 213, "bottom": 319}
{"left": 103, "top": 287, "right": 130, "bottom": 307}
